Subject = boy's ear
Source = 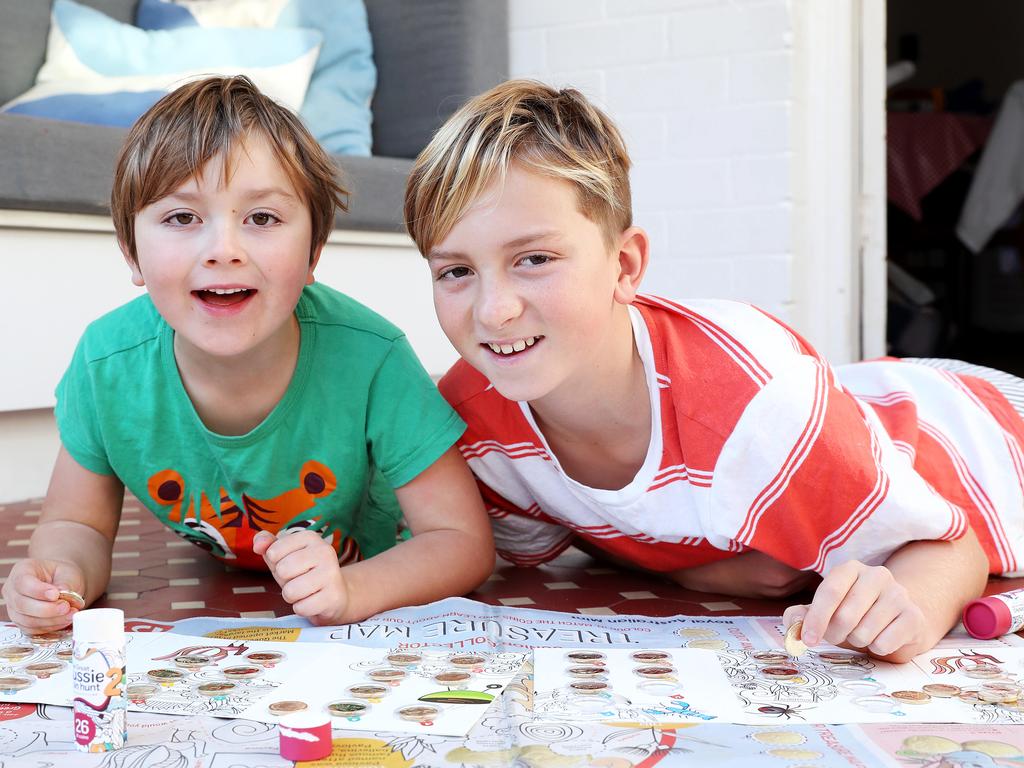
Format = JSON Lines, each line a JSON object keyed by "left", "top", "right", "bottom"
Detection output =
{"left": 119, "top": 240, "right": 146, "bottom": 287}
{"left": 613, "top": 226, "right": 649, "bottom": 305}
{"left": 306, "top": 244, "right": 324, "bottom": 285}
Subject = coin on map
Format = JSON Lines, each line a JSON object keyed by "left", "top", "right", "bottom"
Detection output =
{"left": 448, "top": 654, "right": 486, "bottom": 668}
{"left": 326, "top": 699, "right": 368, "bottom": 717}
{"left": 817, "top": 651, "right": 865, "bottom": 665}
{"left": 891, "top": 690, "right": 931, "bottom": 705}
{"left": 962, "top": 663, "right": 1004, "bottom": 679}
{"left": 752, "top": 651, "right": 790, "bottom": 665}
{"left": 784, "top": 620, "right": 807, "bottom": 657}
{"left": 28, "top": 629, "right": 70, "bottom": 646}
{"left": 630, "top": 651, "right": 670, "bottom": 663}
{"left": 565, "top": 651, "right": 606, "bottom": 663}
{"left": 633, "top": 665, "right": 676, "bottom": 679}
{"left": 245, "top": 651, "right": 285, "bottom": 667}
{"left": 126, "top": 684, "right": 159, "bottom": 702}
{"left": 197, "top": 682, "right": 236, "bottom": 697}
{"left": 385, "top": 652, "right": 422, "bottom": 666}
{"left": 367, "top": 667, "right": 406, "bottom": 683}
{"left": 0, "top": 677, "right": 32, "bottom": 691}
{"left": 222, "top": 666, "right": 262, "bottom": 680}
{"left": 760, "top": 666, "right": 800, "bottom": 680}
{"left": 433, "top": 670, "right": 471, "bottom": 685}
{"left": 958, "top": 689, "right": 982, "bottom": 703}
{"left": 56, "top": 590, "right": 85, "bottom": 610}
{"left": 567, "top": 666, "right": 607, "bottom": 678}
{"left": 0, "top": 645, "right": 34, "bottom": 662}
{"left": 147, "top": 668, "right": 184, "bottom": 683}
{"left": 397, "top": 704, "right": 440, "bottom": 722}
{"left": 981, "top": 682, "right": 1021, "bottom": 702}
{"left": 24, "top": 662, "right": 64, "bottom": 679}
{"left": 347, "top": 684, "right": 389, "bottom": 700}
{"left": 55, "top": 648, "right": 73, "bottom": 661}
{"left": 173, "top": 655, "right": 210, "bottom": 669}
{"left": 922, "top": 683, "right": 961, "bottom": 698}
{"left": 569, "top": 680, "right": 609, "bottom": 694}
{"left": 268, "top": 700, "right": 307, "bottom": 715}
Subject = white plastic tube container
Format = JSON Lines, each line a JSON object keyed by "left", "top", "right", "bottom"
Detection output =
{"left": 72, "top": 608, "right": 126, "bottom": 752}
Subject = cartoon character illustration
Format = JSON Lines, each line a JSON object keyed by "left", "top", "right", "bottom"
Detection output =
{"left": 146, "top": 460, "right": 360, "bottom": 569}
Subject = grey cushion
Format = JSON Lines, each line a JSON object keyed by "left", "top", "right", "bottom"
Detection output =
{"left": 0, "top": 114, "right": 413, "bottom": 233}
{"left": 0, "top": 0, "right": 138, "bottom": 106}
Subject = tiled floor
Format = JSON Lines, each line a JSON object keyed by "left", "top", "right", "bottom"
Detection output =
{"left": 3, "top": 496, "right": 1022, "bottom": 623}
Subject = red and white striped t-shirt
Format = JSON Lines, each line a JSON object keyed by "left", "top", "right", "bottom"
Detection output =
{"left": 439, "top": 296, "right": 1024, "bottom": 576}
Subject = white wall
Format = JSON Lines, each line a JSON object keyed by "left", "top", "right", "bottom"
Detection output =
{"left": 509, "top": 0, "right": 795, "bottom": 321}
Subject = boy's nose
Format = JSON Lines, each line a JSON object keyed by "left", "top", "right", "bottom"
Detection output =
{"left": 204, "top": 224, "right": 248, "bottom": 266}
{"left": 475, "top": 279, "right": 523, "bottom": 330}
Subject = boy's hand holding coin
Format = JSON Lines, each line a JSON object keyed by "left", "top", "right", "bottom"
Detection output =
{"left": 253, "top": 530, "right": 351, "bottom": 626}
{"left": 2, "top": 558, "right": 86, "bottom": 633}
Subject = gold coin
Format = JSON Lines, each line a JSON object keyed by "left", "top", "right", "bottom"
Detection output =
{"left": 891, "top": 690, "right": 931, "bottom": 705}
{"left": 397, "top": 704, "right": 439, "bottom": 721}
{"left": 385, "top": 652, "right": 421, "bottom": 666}
{"left": 962, "top": 663, "right": 1004, "bottom": 679}
{"left": 433, "top": 670, "right": 471, "bottom": 685}
{"left": 0, "top": 645, "right": 34, "bottom": 661}
{"left": 126, "top": 684, "right": 158, "bottom": 700}
{"left": 630, "top": 651, "right": 670, "bottom": 663}
{"left": 55, "top": 648, "right": 73, "bottom": 661}
{"left": 245, "top": 651, "right": 285, "bottom": 667}
{"left": 268, "top": 700, "right": 307, "bottom": 715}
{"left": 347, "top": 684, "right": 389, "bottom": 699}
{"left": 0, "top": 676, "right": 32, "bottom": 691}
{"left": 197, "top": 682, "right": 236, "bottom": 697}
{"left": 24, "top": 662, "right": 64, "bottom": 679}
{"left": 761, "top": 666, "right": 800, "bottom": 680}
{"left": 367, "top": 667, "right": 405, "bottom": 682}
{"left": 922, "top": 683, "right": 961, "bottom": 698}
{"left": 784, "top": 620, "right": 807, "bottom": 657}
{"left": 326, "top": 699, "right": 368, "bottom": 716}
{"left": 221, "top": 666, "right": 261, "bottom": 680}
{"left": 147, "top": 668, "right": 184, "bottom": 682}
{"left": 56, "top": 590, "right": 85, "bottom": 610}
{"left": 569, "top": 680, "right": 609, "bottom": 694}
{"left": 752, "top": 651, "right": 789, "bottom": 665}
{"left": 448, "top": 654, "right": 486, "bottom": 668}
{"left": 28, "top": 629, "right": 70, "bottom": 646}
{"left": 173, "top": 655, "right": 209, "bottom": 669}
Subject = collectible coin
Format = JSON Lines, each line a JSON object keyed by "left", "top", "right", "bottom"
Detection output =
{"left": 367, "top": 667, "right": 406, "bottom": 682}
{"left": 197, "top": 682, "right": 236, "bottom": 697}
{"left": 56, "top": 590, "right": 85, "bottom": 610}
{"left": 268, "top": 700, "right": 308, "bottom": 715}
{"left": 752, "top": 651, "right": 789, "bottom": 665}
{"left": 24, "top": 662, "right": 64, "bottom": 679}
{"left": 633, "top": 665, "right": 676, "bottom": 679}
{"left": 0, "top": 645, "right": 34, "bottom": 662}
{"left": 55, "top": 648, "right": 73, "bottom": 661}
{"left": 147, "top": 668, "right": 184, "bottom": 683}
{"left": 817, "top": 651, "right": 865, "bottom": 665}
{"left": 962, "top": 663, "right": 1004, "bottom": 679}
{"left": 761, "top": 666, "right": 801, "bottom": 680}
{"left": 0, "top": 676, "right": 32, "bottom": 692}
{"left": 245, "top": 651, "right": 285, "bottom": 667}
{"left": 630, "top": 651, "right": 671, "bottom": 663}
{"left": 173, "top": 655, "right": 210, "bottom": 670}
{"left": 981, "top": 682, "right": 1021, "bottom": 702}
{"left": 922, "top": 684, "right": 961, "bottom": 698}
{"left": 326, "top": 699, "right": 368, "bottom": 716}
{"left": 222, "top": 666, "right": 262, "bottom": 680}
{"left": 448, "top": 654, "right": 486, "bottom": 668}
{"left": 958, "top": 690, "right": 982, "bottom": 703}
{"left": 567, "top": 665, "right": 607, "bottom": 678}
{"left": 347, "top": 684, "right": 389, "bottom": 699}
{"left": 891, "top": 690, "right": 931, "bottom": 705}
{"left": 433, "top": 670, "right": 471, "bottom": 685}
{"left": 126, "top": 684, "right": 158, "bottom": 702}
{"left": 28, "top": 629, "right": 70, "bottom": 646}
{"left": 397, "top": 704, "right": 439, "bottom": 722}
{"left": 565, "top": 651, "right": 606, "bottom": 663}
{"left": 569, "top": 680, "right": 609, "bottom": 694}
{"left": 784, "top": 620, "right": 807, "bottom": 657}
{"left": 385, "top": 652, "right": 422, "bottom": 666}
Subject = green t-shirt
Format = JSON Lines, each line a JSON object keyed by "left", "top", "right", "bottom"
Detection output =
{"left": 55, "top": 283, "right": 464, "bottom": 570}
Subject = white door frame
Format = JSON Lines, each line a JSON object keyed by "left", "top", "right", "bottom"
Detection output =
{"left": 792, "top": 0, "right": 886, "bottom": 364}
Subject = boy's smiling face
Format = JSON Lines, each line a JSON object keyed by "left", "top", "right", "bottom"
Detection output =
{"left": 125, "top": 134, "right": 316, "bottom": 363}
{"left": 429, "top": 164, "right": 639, "bottom": 404}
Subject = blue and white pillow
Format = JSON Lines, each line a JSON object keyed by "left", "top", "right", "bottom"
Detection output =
{"left": 1, "top": 0, "right": 322, "bottom": 129}
{"left": 136, "top": 0, "right": 376, "bottom": 157}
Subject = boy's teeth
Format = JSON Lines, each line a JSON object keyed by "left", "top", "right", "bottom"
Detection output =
{"left": 500, "top": 344, "right": 514, "bottom": 354}
{"left": 525, "top": 337, "right": 536, "bottom": 346}
{"left": 512, "top": 339, "right": 526, "bottom": 352}
{"left": 208, "top": 288, "right": 246, "bottom": 294}
{"left": 487, "top": 337, "right": 539, "bottom": 355}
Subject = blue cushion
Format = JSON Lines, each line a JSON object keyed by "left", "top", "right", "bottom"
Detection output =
{"left": 136, "top": 0, "right": 376, "bottom": 157}
{"left": 1, "top": 0, "right": 322, "bottom": 129}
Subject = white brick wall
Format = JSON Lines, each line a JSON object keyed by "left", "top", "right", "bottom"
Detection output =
{"left": 509, "top": 0, "right": 795, "bottom": 320}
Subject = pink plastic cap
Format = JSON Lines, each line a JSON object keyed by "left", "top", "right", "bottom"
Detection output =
{"left": 279, "top": 711, "right": 332, "bottom": 761}
{"left": 963, "top": 596, "right": 1010, "bottom": 640}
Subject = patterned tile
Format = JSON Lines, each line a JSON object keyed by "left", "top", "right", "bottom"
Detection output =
{"left": 544, "top": 582, "right": 579, "bottom": 590}
{"left": 576, "top": 606, "right": 617, "bottom": 616}
{"left": 497, "top": 597, "right": 536, "bottom": 606}
{"left": 700, "top": 601, "right": 741, "bottom": 612}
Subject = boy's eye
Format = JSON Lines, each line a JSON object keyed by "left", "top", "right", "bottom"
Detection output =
{"left": 520, "top": 254, "right": 551, "bottom": 267}
{"left": 168, "top": 213, "right": 195, "bottom": 226}
{"left": 249, "top": 211, "right": 279, "bottom": 226}
{"left": 438, "top": 266, "right": 472, "bottom": 281}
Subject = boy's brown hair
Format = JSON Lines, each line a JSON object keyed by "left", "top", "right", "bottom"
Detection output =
{"left": 404, "top": 79, "right": 632, "bottom": 257}
{"left": 112, "top": 75, "right": 348, "bottom": 262}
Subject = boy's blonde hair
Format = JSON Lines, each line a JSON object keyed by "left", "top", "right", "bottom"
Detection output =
{"left": 112, "top": 76, "right": 348, "bottom": 263}
{"left": 404, "top": 79, "right": 632, "bottom": 256}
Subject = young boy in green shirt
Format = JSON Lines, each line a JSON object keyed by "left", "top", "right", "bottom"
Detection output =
{"left": 4, "top": 76, "right": 493, "bottom": 632}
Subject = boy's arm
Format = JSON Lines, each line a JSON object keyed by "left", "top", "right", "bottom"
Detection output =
{"left": 786, "top": 526, "right": 988, "bottom": 663}
{"left": 3, "top": 446, "right": 123, "bottom": 631}
{"left": 257, "top": 445, "right": 494, "bottom": 625}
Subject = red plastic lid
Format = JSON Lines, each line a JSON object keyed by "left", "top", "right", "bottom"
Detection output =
{"left": 963, "top": 596, "right": 1011, "bottom": 640}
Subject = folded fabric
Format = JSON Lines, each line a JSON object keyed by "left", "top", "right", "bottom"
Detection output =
{"left": 136, "top": 0, "right": 375, "bottom": 156}
{"left": 1, "top": 0, "right": 322, "bottom": 129}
